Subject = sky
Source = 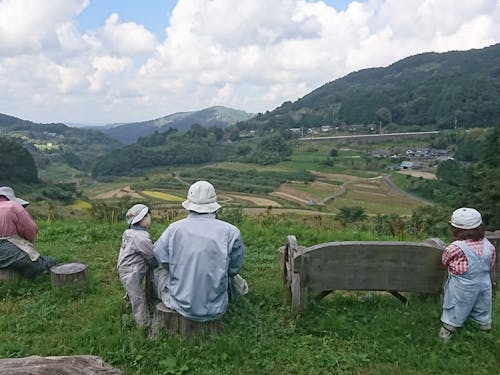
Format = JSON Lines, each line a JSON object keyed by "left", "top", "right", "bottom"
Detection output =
{"left": 1, "top": 0, "right": 499, "bottom": 125}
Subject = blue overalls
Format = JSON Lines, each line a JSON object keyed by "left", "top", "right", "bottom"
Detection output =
{"left": 441, "top": 239, "right": 492, "bottom": 328}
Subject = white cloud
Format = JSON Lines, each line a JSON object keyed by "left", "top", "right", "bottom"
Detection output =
{"left": 98, "top": 13, "right": 157, "bottom": 56}
{"left": 0, "top": 0, "right": 88, "bottom": 55}
{"left": 1, "top": 0, "right": 500, "bottom": 123}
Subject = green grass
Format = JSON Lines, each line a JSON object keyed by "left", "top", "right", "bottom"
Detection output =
{"left": 1, "top": 218, "right": 498, "bottom": 374}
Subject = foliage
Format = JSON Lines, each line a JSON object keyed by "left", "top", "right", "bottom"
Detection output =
{"left": 0, "top": 114, "right": 121, "bottom": 172}
{"left": 180, "top": 167, "right": 313, "bottom": 194}
{"left": 217, "top": 207, "right": 246, "bottom": 227}
{"left": 237, "top": 43, "right": 500, "bottom": 130}
{"left": 0, "top": 219, "right": 498, "bottom": 375}
{"left": 436, "top": 159, "right": 463, "bottom": 186}
{"left": 89, "top": 198, "right": 133, "bottom": 224}
{"left": 455, "top": 126, "right": 500, "bottom": 229}
{"left": 248, "top": 133, "right": 293, "bottom": 165}
{"left": 37, "top": 183, "right": 78, "bottom": 204}
{"left": 337, "top": 206, "right": 368, "bottom": 226}
{"left": 91, "top": 125, "right": 243, "bottom": 178}
{"left": 329, "top": 148, "right": 338, "bottom": 157}
{"left": 0, "top": 137, "right": 38, "bottom": 183}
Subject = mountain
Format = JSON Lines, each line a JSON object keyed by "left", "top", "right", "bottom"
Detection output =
{"left": 0, "top": 137, "right": 38, "bottom": 184}
{"left": 240, "top": 43, "right": 500, "bottom": 131}
{"left": 0, "top": 113, "right": 121, "bottom": 170}
{"left": 98, "top": 106, "right": 254, "bottom": 144}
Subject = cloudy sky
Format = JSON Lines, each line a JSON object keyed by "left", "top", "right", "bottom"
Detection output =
{"left": 1, "top": 0, "right": 499, "bottom": 125}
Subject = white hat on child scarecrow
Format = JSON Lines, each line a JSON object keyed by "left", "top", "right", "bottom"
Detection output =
{"left": 126, "top": 204, "right": 149, "bottom": 226}
{"left": 450, "top": 207, "right": 482, "bottom": 230}
{"left": 182, "top": 181, "right": 221, "bottom": 213}
{"left": 0, "top": 186, "right": 29, "bottom": 206}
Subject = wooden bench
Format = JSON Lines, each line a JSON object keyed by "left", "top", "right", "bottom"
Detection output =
{"left": 486, "top": 230, "right": 500, "bottom": 286}
{"left": 279, "top": 235, "right": 447, "bottom": 316}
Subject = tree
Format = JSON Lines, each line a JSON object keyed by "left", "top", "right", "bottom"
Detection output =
{"left": 436, "top": 159, "right": 463, "bottom": 186}
{"left": 336, "top": 206, "right": 367, "bottom": 226}
{"left": 375, "top": 107, "right": 392, "bottom": 125}
{"left": 0, "top": 137, "right": 38, "bottom": 184}
{"left": 329, "top": 148, "right": 338, "bottom": 157}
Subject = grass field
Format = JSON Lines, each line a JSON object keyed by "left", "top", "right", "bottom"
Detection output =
{"left": 1, "top": 218, "right": 498, "bottom": 374}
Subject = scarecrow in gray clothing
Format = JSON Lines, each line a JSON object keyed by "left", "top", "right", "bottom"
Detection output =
{"left": 117, "top": 204, "right": 158, "bottom": 328}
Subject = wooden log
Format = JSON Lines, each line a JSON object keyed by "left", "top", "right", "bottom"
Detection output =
{"left": 50, "top": 263, "right": 89, "bottom": 291}
{"left": 0, "top": 269, "right": 20, "bottom": 284}
{"left": 149, "top": 302, "right": 222, "bottom": 339}
{"left": 0, "top": 355, "right": 122, "bottom": 374}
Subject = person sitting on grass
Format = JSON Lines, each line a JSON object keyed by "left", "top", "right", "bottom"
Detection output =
{"left": 117, "top": 204, "right": 158, "bottom": 329}
{"left": 153, "top": 180, "right": 247, "bottom": 323}
{"left": 439, "top": 207, "right": 496, "bottom": 341}
{"left": 0, "top": 186, "right": 56, "bottom": 278}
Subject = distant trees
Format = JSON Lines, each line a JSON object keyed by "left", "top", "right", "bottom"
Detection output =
{"left": 337, "top": 206, "right": 368, "bottom": 226}
{"left": 249, "top": 133, "right": 292, "bottom": 165}
{"left": 436, "top": 159, "right": 463, "bottom": 186}
{"left": 0, "top": 137, "right": 38, "bottom": 184}
{"left": 459, "top": 126, "right": 500, "bottom": 228}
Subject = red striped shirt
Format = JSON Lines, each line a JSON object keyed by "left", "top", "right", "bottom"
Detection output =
{"left": 442, "top": 239, "right": 496, "bottom": 275}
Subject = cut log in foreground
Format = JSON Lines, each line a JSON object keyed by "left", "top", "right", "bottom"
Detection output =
{"left": 0, "top": 355, "right": 122, "bottom": 374}
{"left": 149, "top": 302, "right": 222, "bottom": 339}
{"left": 50, "top": 262, "right": 89, "bottom": 291}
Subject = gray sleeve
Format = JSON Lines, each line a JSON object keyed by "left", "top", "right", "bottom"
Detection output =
{"left": 135, "top": 234, "right": 158, "bottom": 268}
{"left": 228, "top": 231, "right": 245, "bottom": 277}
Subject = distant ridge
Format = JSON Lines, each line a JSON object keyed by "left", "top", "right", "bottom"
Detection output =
{"left": 97, "top": 106, "right": 254, "bottom": 144}
{"left": 241, "top": 43, "right": 500, "bottom": 130}
{"left": 0, "top": 112, "right": 121, "bottom": 170}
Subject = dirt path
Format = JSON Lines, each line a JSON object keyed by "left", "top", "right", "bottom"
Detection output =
{"left": 226, "top": 194, "right": 281, "bottom": 207}
{"left": 381, "top": 174, "right": 433, "bottom": 205}
{"left": 270, "top": 191, "right": 311, "bottom": 205}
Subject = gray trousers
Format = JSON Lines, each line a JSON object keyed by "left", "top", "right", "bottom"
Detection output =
{"left": 0, "top": 239, "right": 56, "bottom": 278}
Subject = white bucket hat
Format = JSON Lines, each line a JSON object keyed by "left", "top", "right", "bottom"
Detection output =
{"left": 0, "top": 186, "right": 29, "bottom": 206}
{"left": 450, "top": 207, "right": 482, "bottom": 229}
{"left": 126, "top": 204, "right": 149, "bottom": 226}
{"left": 182, "top": 181, "right": 221, "bottom": 213}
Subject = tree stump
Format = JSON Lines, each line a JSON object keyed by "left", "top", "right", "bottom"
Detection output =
{"left": 0, "top": 269, "right": 20, "bottom": 284}
{"left": 149, "top": 302, "right": 222, "bottom": 339}
{"left": 50, "top": 263, "right": 89, "bottom": 291}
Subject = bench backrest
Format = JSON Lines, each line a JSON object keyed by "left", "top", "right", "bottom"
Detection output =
{"left": 293, "top": 240, "right": 445, "bottom": 294}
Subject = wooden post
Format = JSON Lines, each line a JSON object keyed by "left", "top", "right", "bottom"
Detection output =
{"left": 486, "top": 230, "right": 500, "bottom": 287}
{"left": 50, "top": 263, "right": 89, "bottom": 291}
{"left": 0, "top": 269, "right": 20, "bottom": 284}
{"left": 149, "top": 302, "right": 222, "bottom": 339}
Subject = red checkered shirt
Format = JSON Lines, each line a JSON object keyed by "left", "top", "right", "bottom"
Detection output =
{"left": 442, "top": 239, "right": 496, "bottom": 275}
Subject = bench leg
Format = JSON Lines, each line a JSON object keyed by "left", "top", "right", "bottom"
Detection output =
{"left": 291, "top": 273, "right": 308, "bottom": 317}
{"left": 389, "top": 291, "right": 407, "bottom": 303}
{"left": 315, "top": 290, "right": 334, "bottom": 301}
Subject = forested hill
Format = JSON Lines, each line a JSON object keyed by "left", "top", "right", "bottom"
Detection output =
{"left": 0, "top": 113, "right": 121, "bottom": 170}
{"left": 98, "top": 106, "right": 254, "bottom": 144}
{"left": 240, "top": 43, "right": 500, "bottom": 131}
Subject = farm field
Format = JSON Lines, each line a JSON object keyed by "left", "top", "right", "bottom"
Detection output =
{"left": 1, "top": 219, "right": 498, "bottom": 375}
{"left": 74, "top": 159, "right": 427, "bottom": 219}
